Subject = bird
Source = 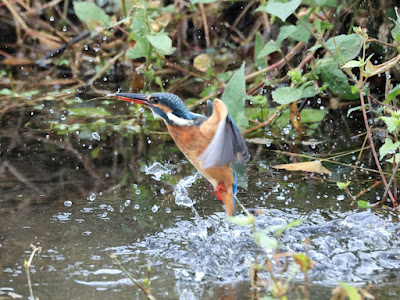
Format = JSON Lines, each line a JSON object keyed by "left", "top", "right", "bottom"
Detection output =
{"left": 109, "top": 92, "right": 250, "bottom": 216}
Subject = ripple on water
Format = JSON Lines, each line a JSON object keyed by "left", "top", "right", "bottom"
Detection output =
{"left": 106, "top": 209, "right": 400, "bottom": 287}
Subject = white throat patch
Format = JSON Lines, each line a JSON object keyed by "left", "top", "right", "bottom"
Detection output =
{"left": 166, "top": 112, "right": 194, "bottom": 126}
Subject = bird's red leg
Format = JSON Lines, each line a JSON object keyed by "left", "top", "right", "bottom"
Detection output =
{"left": 215, "top": 182, "right": 227, "bottom": 203}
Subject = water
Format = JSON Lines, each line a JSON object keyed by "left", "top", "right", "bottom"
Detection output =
{"left": 2, "top": 118, "right": 400, "bottom": 299}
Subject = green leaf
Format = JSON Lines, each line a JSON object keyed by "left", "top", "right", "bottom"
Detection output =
{"left": 73, "top": 2, "right": 111, "bottom": 29}
{"left": 325, "top": 34, "right": 363, "bottom": 62}
{"left": 68, "top": 107, "right": 111, "bottom": 117}
{"left": 146, "top": 31, "right": 173, "bottom": 54}
{"left": 227, "top": 215, "right": 254, "bottom": 226}
{"left": 319, "top": 60, "right": 360, "bottom": 100}
{"left": 276, "top": 25, "right": 297, "bottom": 46}
{"left": 316, "top": 0, "right": 337, "bottom": 7}
{"left": 337, "top": 181, "right": 351, "bottom": 189}
{"left": 357, "top": 200, "right": 370, "bottom": 209}
{"left": 291, "top": 16, "right": 312, "bottom": 43}
{"left": 339, "top": 282, "right": 362, "bottom": 300}
{"left": 300, "top": 108, "right": 327, "bottom": 123}
{"left": 130, "top": 8, "right": 148, "bottom": 39}
{"left": 347, "top": 105, "right": 362, "bottom": 117}
{"left": 386, "top": 84, "right": 400, "bottom": 102}
{"left": 190, "top": 0, "right": 218, "bottom": 4}
{"left": 274, "top": 220, "right": 302, "bottom": 236}
{"left": 253, "top": 232, "right": 279, "bottom": 250}
{"left": 265, "top": 0, "right": 302, "bottom": 22}
{"left": 380, "top": 116, "right": 400, "bottom": 133}
{"left": 126, "top": 38, "right": 150, "bottom": 59}
{"left": 342, "top": 60, "right": 364, "bottom": 69}
{"left": 301, "top": 84, "right": 321, "bottom": 99}
{"left": 272, "top": 86, "right": 303, "bottom": 105}
{"left": 385, "top": 154, "right": 400, "bottom": 163}
{"left": 391, "top": 15, "right": 400, "bottom": 42}
{"left": 0, "top": 88, "right": 13, "bottom": 96}
{"left": 379, "top": 138, "right": 400, "bottom": 160}
{"left": 91, "top": 146, "right": 101, "bottom": 159}
{"left": 293, "top": 253, "right": 314, "bottom": 272}
{"left": 221, "top": 63, "right": 248, "bottom": 130}
{"left": 254, "top": 33, "right": 267, "bottom": 69}
{"left": 107, "top": 16, "right": 132, "bottom": 29}
{"left": 257, "top": 40, "right": 280, "bottom": 59}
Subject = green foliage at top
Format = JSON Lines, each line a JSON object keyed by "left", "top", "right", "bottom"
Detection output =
{"left": 264, "top": 0, "right": 302, "bottom": 22}
{"left": 74, "top": 2, "right": 111, "bottom": 30}
{"left": 221, "top": 63, "right": 248, "bottom": 130}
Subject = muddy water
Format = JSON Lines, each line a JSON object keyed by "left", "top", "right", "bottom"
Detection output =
{"left": 1, "top": 116, "right": 400, "bottom": 299}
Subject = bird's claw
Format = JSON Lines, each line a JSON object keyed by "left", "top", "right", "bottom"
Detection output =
{"left": 215, "top": 182, "right": 226, "bottom": 203}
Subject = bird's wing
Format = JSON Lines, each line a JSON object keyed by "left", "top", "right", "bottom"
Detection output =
{"left": 199, "top": 99, "right": 250, "bottom": 168}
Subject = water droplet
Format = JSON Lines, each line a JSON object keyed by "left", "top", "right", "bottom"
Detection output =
{"left": 89, "top": 193, "right": 96, "bottom": 201}
{"left": 134, "top": 204, "right": 140, "bottom": 210}
{"left": 124, "top": 200, "right": 131, "bottom": 206}
{"left": 61, "top": 115, "right": 66, "bottom": 121}
{"left": 64, "top": 201, "right": 72, "bottom": 207}
{"left": 337, "top": 194, "right": 345, "bottom": 201}
{"left": 49, "top": 16, "right": 54, "bottom": 21}
{"left": 194, "top": 271, "right": 205, "bottom": 281}
{"left": 152, "top": 205, "right": 159, "bottom": 213}
{"left": 92, "top": 132, "right": 101, "bottom": 141}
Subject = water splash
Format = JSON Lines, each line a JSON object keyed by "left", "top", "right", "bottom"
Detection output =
{"left": 113, "top": 209, "right": 400, "bottom": 287}
{"left": 174, "top": 173, "right": 200, "bottom": 208}
{"left": 142, "top": 162, "right": 173, "bottom": 181}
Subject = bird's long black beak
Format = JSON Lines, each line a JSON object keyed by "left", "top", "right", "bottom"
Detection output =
{"left": 107, "top": 92, "right": 153, "bottom": 106}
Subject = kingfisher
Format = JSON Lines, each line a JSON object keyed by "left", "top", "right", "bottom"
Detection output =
{"left": 109, "top": 92, "right": 250, "bottom": 216}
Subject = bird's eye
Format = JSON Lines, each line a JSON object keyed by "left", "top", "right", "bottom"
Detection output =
{"left": 152, "top": 98, "right": 159, "bottom": 104}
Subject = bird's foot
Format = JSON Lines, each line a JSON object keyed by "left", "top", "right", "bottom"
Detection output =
{"left": 215, "top": 182, "right": 227, "bottom": 203}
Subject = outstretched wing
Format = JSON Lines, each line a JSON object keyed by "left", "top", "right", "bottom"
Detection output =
{"left": 199, "top": 100, "right": 250, "bottom": 168}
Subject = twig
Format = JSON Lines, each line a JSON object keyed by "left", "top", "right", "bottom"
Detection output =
{"left": 242, "top": 105, "right": 287, "bottom": 136}
{"left": 359, "top": 89, "right": 397, "bottom": 206}
{"left": 0, "top": 161, "right": 44, "bottom": 194}
{"left": 381, "top": 160, "right": 400, "bottom": 204}
{"left": 355, "top": 181, "right": 381, "bottom": 199}
{"left": 110, "top": 254, "right": 156, "bottom": 300}
{"left": 245, "top": 42, "right": 305, "bottom": 81}
{"left": 155, "top": 52, "right": 215, "bottom": 85}
{"left": 271, "top": 150, "right": 391, "bottom": 176}
{"left": 88, "top": 51, "right": 125, "bottom": 85}
{"left": 293, "top": 12, "right": 333, "bottom": 57}
{"left": 24, "top": 244, "right": 42, "bottom": 300}
{"left": 199, "top": 3, "right": 210, "bottom": 48}
{"left": 3, "top": 0, "right": 29, "bottom": 31}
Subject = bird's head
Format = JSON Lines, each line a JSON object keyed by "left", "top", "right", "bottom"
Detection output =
{"left": 110, "top": 92, "right": 196, "bottom": 126}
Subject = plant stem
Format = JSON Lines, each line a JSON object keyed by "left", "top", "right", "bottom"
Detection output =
{"left": 359, "top": 88, "right": 397, "bottom": 206}
{"left": 111, "top": 255, "right": 156, "bottom": 300}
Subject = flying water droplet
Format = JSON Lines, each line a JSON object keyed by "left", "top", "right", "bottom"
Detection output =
{"left": 337, "top": 194, "right": 345, "bottom": 201}
{"left": 89, "top": 193, "right": 96, "bottom": 201}
{"left": 92, "top": 132, "right": 101, "bottom": 141}
{"left": 64, "top": 201, "right": 72, "bottom": 207}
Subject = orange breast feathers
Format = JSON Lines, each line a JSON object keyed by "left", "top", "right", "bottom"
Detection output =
{"left": 165, "top": 99, "right": 236, "bottom": 216}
